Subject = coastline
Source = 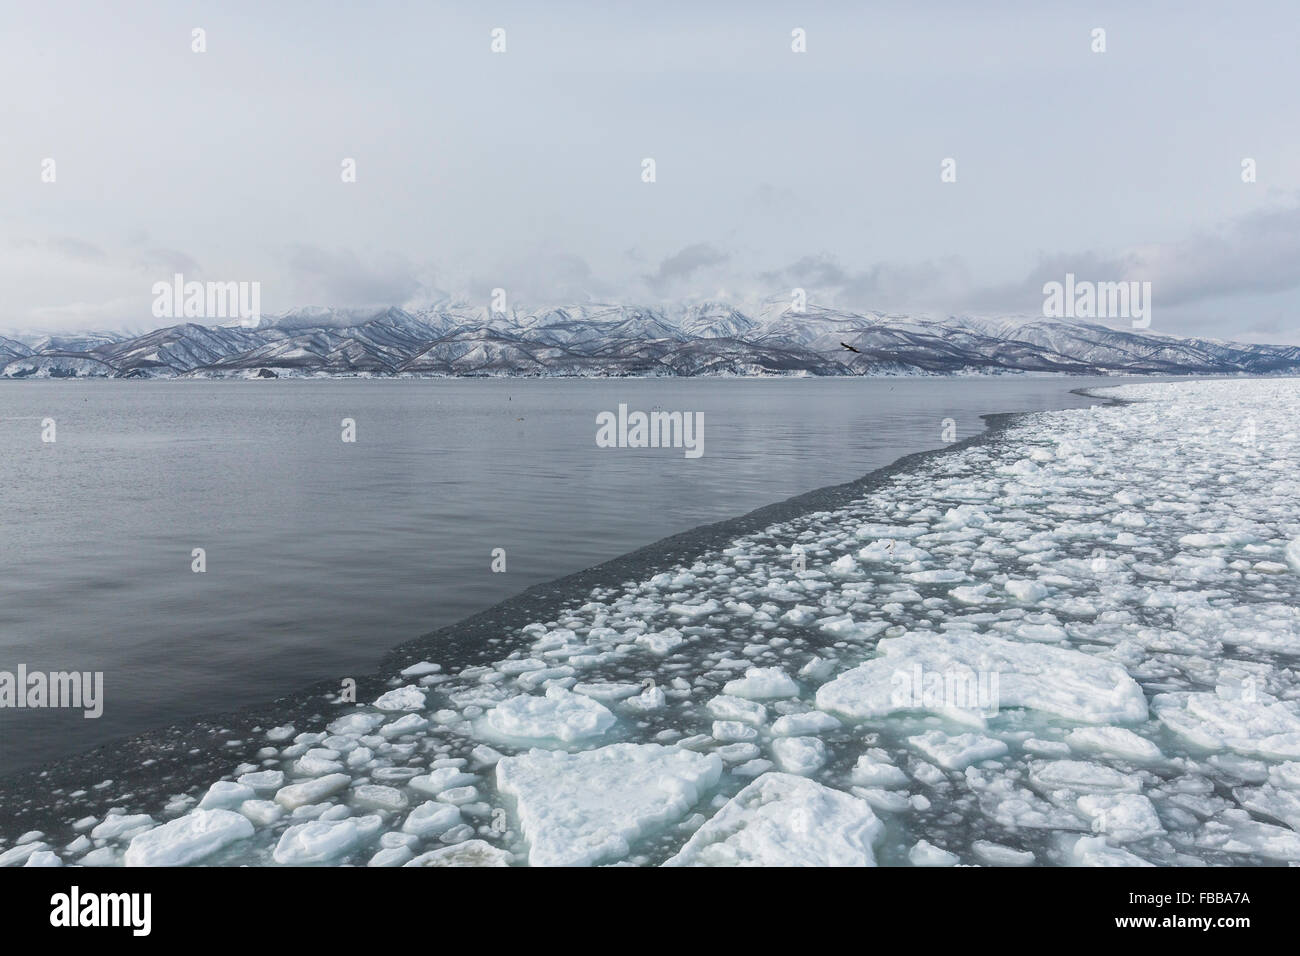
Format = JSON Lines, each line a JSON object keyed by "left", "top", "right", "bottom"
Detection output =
{"left": 0, "top": 382, "right": 1133, "bottom": 839}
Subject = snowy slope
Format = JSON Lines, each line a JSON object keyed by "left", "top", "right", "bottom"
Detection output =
{"left": 4, "top": 304, "right": 1297, "bottom": 377}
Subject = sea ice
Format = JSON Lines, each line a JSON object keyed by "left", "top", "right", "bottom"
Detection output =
{"left": 372, "top": 685, "right": 426, "bottom": 711}
{"left": 401, "top": 802, "right": 462, "bottom": 838}
{"left": 484, "top": 686, "right": 616, "bottom": 744}
{"left": 771, "top": 737, "right": 828, "bottom": 775}
{"left": 18, "top": 377, "right": 1300, "bottom": 868}
{"left": 907, "top": 730, "right": 1008, "bottom": 770}
{"left": 1029, "top": 760, "right": 1140, "bottom": 794}
{"left": 771, "top": 711, "right": 840, "bottom": 737}
{"left": 405, "top": 840, "right": 512, "bottom": 867}
{"left": 1154, "top": 690, "right": 1300, "bottom": 759}
{"left": 816, "top": 632, "right": 1146, "bottom": 726}
{"left": 909, "top": 840, "right": 959, "bottom": 866}
{"left": 124, "top": 810, "right": 254, "bottom": 867}
{"left": 496, "top": 743, "right": 722, "bottom": 866}
{"left": 723, "top": 667, "right": 799, "bottom": 700}
{"left": 197, "top": 781, "right": 256, "bottom": 810}
{"left": 1065, "top": 726, "right": 1162, "bottom": 763}
{"left": 706, "top": 694, "right": 768, "bottom": 726}
{"left": 274, "top": 815, "right": 382, "bottom": 864}
{"left": 1068, "top": 835, "right": 1154, "bottom": 867}
{"left": 1076, "top": 793, "right": 1164, "bottom": 842}
{"left": 850, "top": 753, "right": 909, "bottom": 788}
{"left": 665, "top": 773, "right": 881, "bottom": 866}
{"left": 275, "top": 773, "right": 352, "bottom": 810}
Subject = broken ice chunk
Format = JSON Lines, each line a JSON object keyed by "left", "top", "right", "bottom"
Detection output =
{"left": 816, "top": 631, "right": 1146, "bottom": 726}
{"left": 723, "top": 666, "right": 799, "bottom": 700}
{"left": 665, "top": 773, "right": 881, "bottom": 866}
{"left": 496, "top": 743, "right": 722, "bottom": 867}
{"left": 124, "top": 810, "right": 253, "bottom": 867}
{"left": 484, "top": 686, "right": 616, "bottom": 744}
{"left": 907, "top": 730, "right": 1008, "bottom": 771}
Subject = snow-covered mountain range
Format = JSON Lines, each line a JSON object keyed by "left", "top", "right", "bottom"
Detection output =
{"left": 3, "top": 302, "right": 1297, "bottom": 378}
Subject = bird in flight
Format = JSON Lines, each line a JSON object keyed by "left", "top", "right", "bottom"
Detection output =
{"left": 840, "top": 342, "right": 862, "bottom": 354}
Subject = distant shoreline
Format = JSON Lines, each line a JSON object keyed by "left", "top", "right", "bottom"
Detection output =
{"left": 0, "top": 368, "right": 1230, "bottom": 382}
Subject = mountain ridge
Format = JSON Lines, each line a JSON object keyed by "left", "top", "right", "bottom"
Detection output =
{"left": 3, "top": 304, "right": 1297, "bottom": 379}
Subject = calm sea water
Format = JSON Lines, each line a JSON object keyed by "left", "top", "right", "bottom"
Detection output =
{"left": 0, "top": 376, "right": 1141, "bottom": 771}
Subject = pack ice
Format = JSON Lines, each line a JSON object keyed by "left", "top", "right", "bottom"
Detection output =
{"left": 8, "top": 378, "right": 1300, "bottom": 866}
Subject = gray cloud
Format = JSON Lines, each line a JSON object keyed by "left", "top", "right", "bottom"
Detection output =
{"left": 282, "top": 245, "right": 423, "bottom": 309}
{"left": 761, "top": 254, "right": 972, "bottom": 314}
{"left": 962, "top": 252, "right": 1136, "bottom": 315}
{"left": 132, "top": 246, "right": 203, "bottom": 279}
{"left": 644, "top": 243, "right": 730, "bottom": 295}
{"left": 961, "top": 199, "right": 1300, "bottom": 326}
{"left": 1130, "top": 201, "right": 1300, "bottom": 307}
{"left": 48, "top": 237, "right": 106, "bottom": 262}
{"left": 465, "top": 252, "right": 611, "bottom": 309}
{"left": 761, "top": 254, "right": 847, "bottom": 289}
{"left": 3, "top": 2, "right": 1300, "bottom": 342}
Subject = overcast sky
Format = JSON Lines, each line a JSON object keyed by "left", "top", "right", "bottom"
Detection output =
{"left": 4, "top": 0, "right": 1300, "bottom": 343}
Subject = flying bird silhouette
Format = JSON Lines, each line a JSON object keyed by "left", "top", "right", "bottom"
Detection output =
{"left": 840, "top": 342, "right": 862, "bottom": 353}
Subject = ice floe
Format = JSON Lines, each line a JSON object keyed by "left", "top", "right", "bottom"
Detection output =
{"left": 12, "top": 378, "right": 1300, "bottom": 867}
{"left": 496, "top": 743, "right": 722, "bottom": 866}
{"left": 483, "top": 686, "right": 617, "bottom": 744}
{"left": 665, "top": 773, "right": 882, "bottom": 866}
{"left": 124, "top": 810, "right": 253, "bottom": 866}
{"left": 816, "top": 632, "right": 1146, "bottom": 726}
